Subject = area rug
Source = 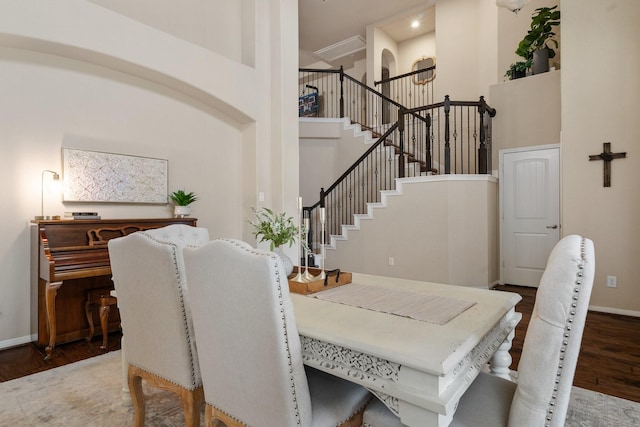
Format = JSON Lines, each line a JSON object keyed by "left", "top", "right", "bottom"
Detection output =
{"left": 0, "top": 350, "right": 638, "bottom": 426}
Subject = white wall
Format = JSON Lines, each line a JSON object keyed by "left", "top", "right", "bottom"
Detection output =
{"left": 490, "top": 70, "right": 562, "bottom": 168}
{"left": 299, "top": 119, "right": 376, "bottom": 206}
{"left": 366, "top": 26, "right": 399, "bottom": 87}
{"left": 324, "top": 176, "right": 499, "bottom": 287}
{"left": 89, "top": 0, "right": 246, "bottom": 65}
{"left": 397, "top": 33, "right": 436, "bottom": 75}
{"left": 561, "top": 0, "right": 640, "bottom": 315}
{"left": 0, "top": 0, "right": 299, "bottom": 348}
{"left": 434, "top": 0, "right": 480, "bottom": 100}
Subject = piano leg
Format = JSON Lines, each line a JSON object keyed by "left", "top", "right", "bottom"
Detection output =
{"left": 44, "top": 280, "right": 62, "bottom": 361}
{"left": 99, "top": 297, "right": 111, "bottom": 350}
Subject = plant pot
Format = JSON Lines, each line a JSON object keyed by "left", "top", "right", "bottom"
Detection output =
{"left": 174, "top": 206, "right": 191, "bottom": 218}
{"left": 273, "top": 246, "right": 294, "bottom": 276}
{"left": 533, "top": 48, "right": 550, "bottom": 75}
{"left": 513, "top": 69, "right": 526, "bottom": 80}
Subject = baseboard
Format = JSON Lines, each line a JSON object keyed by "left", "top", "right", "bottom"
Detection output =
{"left": 589, "top": 305, "right": 640, "bottom": 318}
{"left": 0, "top": 334, "right": 34, "bottom": 350}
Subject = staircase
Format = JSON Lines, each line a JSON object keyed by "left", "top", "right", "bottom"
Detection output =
{"left": 298, "top": 68, "right": 497, "bottom": 285}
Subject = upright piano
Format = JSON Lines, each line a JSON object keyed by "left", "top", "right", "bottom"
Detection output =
{"left": 33, "top": 218, "right": 198, "bottom": 359}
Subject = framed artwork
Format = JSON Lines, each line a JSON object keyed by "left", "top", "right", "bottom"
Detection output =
{"left": 63, "top": 148, "right": 168, "bottom": 203}
{"left": 299, "top": 92, "right": 319, "bottom": 117}
{"left": 412, "top": 56, "right": 436, "bottom": 85}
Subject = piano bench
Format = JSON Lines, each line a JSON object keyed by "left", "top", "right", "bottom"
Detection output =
{"left": 84, "top": 288, "right": 119, "bottom": 350}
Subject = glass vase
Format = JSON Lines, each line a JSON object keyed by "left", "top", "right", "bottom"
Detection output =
{"left": 273, "top": 246, "right": 294, "bottom": 276}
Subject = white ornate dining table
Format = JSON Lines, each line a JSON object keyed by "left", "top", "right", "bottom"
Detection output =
{"left": 116, "top": 273, "right": 521, "bottom": 426}
{"left": 291, "top": 273, "right": 522, "bottom": 427}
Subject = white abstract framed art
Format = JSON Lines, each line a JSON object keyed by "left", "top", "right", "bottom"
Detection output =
{"left": 63, "top": 148, "right": 168, "bottom": 203}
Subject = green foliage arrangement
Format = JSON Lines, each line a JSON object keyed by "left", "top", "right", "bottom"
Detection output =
{"left": 249, "top": 207, "right": 299, "bottom": 250}
{"left": 515, "top": 6, "right": 561, "bottom": 60}
{"left": 505, "top": 58, "right": 533, "bottom": 79}
{"left": 169, "top": 189, "right": 199, "bottom": 206}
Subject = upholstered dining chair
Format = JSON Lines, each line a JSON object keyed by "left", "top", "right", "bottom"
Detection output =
{"left": 184, "top": 238, "right": 372, "bottom": 427}
{"left": 362, "top": 234, "right": 595, "bottom": 427}
{"left": 108, "top": 224, "right": 209, "bottom": 427}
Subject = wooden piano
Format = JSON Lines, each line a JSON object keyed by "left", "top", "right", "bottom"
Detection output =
{"left": 33, "top": 217, "right": 197, "bottom": 359}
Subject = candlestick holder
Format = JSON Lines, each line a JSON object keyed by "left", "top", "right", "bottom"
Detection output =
{"left": 316, "top": 207, "right": 326, "bottom": 281}
{"left": 293, "top": 197, "right": 305, "bottom": 282}
{"left": 302, "top": 215, "right": 314, "bottom": 281}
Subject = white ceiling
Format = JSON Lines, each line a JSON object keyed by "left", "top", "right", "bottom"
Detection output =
{"left": 299, "top": 0, "right": 436, "bottom": 68}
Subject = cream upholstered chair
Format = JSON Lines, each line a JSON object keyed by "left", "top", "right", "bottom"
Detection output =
{"left": 184, "top": 238, "right": 372, "bottom": 427}
{"left": 108, "top": 224, "right": 209, "bottom": 427}
{"left": 362, "top": 234, "right": 595, "bottom": 427}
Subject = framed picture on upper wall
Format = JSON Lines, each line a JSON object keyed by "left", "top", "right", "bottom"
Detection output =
{"left": 412, "top": 56, "right": 436, "bottom": 85}
{"left": 62, "top": 148, "right": 168, "bottom": 203}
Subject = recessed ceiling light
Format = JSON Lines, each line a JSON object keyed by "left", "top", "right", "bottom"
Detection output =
{"left": 411, "top": 20, "right": 420, "bottom": 29}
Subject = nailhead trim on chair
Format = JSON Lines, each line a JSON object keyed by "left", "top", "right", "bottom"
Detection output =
{"left": 136, "top": 232, "right": 200, "bottom": 390}
{"left": 545, "top": 237, "right": 587, "bottom": 427}
{"left": 212, "top": 404, "right": 245, "bottom": 426}
{"left": 219, "top": 239, "right": 303, "bottom": 426}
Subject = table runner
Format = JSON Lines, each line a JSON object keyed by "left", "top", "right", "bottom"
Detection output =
{"left": 312, "top": 283, "right": 475, "bottom": 325}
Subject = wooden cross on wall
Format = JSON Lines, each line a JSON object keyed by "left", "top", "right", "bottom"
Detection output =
{"left": 588, "top": 142, "right": 626, "bottom": 187}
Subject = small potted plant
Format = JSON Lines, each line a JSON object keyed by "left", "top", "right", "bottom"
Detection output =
{"left": 249, "top": 207, "right": 300, "bottom": 275}
{"left": 515, "top": 6, "right": 561, "bottom": 74}
{"left": 169, "top": 189, "right": 198, "bottom": 218}
{"left": 505, "top": 58, "right": 533, "bottom": 80}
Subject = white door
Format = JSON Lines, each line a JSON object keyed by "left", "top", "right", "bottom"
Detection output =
{"left": 500, "top": 145, "right": 560, "bottom": 287}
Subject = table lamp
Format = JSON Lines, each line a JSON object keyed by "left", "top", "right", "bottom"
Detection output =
{"left": 34, "top": 169, "right": 62, "bottom": 220}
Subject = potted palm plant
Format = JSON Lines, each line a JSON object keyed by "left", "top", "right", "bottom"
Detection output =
{"left": 169, "top": 189, "right": 198, "bottom": 218}
{"left": 515, "top": 5, "right": 561, "bottom": 75}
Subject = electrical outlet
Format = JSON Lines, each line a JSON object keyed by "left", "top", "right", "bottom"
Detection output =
{"left": 388, "top": 257, "right": 395, "bottom": 266}
{"left": 607, "top": 276, "right": 617, "bottom": 288}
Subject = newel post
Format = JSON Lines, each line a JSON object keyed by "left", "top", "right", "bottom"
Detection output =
{"left": 425, "top": 113, "right": 432, "bottom": 173}
{"left": 444, "top": 95, "right": 451, "bottom": 174}
{"left": 478, "top": 96, "right": 488, "bottom": 174}
{"left": 398, "top": 108, "right": 406, "bottom": 178}
{"left": 339, "top": 66, "right": 345, "bottom": 118}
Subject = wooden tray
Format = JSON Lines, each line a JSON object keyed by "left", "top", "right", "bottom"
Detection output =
{"left": 288, "top": 266, "right": 352, "bottom": 295}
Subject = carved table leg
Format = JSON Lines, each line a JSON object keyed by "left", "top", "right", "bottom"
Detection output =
{"left": 44, "top": 280, "right": 63, "bottom": 361}
{"left": 489, "top": 326, "right": 516, "bottom": 380}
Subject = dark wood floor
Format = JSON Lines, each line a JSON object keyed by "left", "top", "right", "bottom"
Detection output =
{"left": 0, "top": 331, "right": 123, "bottom": 382}
{"left": 1, "top": 285, "right": 639, "bottom": 403}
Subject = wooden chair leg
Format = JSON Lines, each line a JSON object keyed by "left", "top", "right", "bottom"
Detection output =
{"left": 178, "top": 385, "right": 204, "bottom": 427}
{"left": 129, "top": 364, "right": 204, "bottom": 427}
{"left": 128, "top": 365, "right": 146, "bottom": 427}
{"left": 204, "top": 404, "right": 214, "bottom": 427}
{"left": 210, "top": 405, "right": 246, "bottom": 427}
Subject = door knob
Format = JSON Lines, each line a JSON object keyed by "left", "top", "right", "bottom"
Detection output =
{"left": 546, "top": 224, "right": 558, "bottom": 229}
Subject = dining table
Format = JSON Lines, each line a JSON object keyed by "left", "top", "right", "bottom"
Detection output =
{"left": 291, "top": 272, "right": 522, "bottom": 427}
{"left": 115, "top": 272, "right": 521, "bottom": 426}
